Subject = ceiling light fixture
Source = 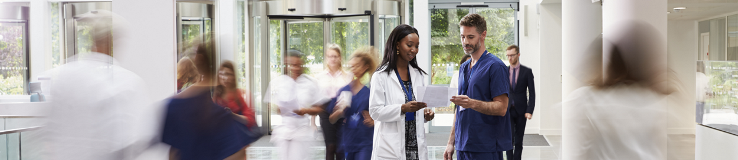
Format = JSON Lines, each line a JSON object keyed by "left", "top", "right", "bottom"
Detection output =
{"left": 673, "top": 7, "right": 686, "bottom": 13}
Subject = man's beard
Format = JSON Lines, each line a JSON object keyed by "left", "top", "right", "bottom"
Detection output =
{"left": 463, "top": 41, "right": 480, "bottom": 55}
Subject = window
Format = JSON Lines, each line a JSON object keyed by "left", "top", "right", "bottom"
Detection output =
{"left": 0, "top": 4, "right": 29, "bottom": 95}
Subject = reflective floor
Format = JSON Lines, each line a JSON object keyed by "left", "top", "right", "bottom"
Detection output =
{"left": 245, "top": 134, "right": 696, "bottom": 160}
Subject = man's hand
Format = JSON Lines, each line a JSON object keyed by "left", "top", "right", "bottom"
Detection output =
{"left": 424, "top": 109, "right": 435, "bottom": 121}
{"left": 450, "top": 95, "right": 478, "bottom": 109}
{"left": 443, "top": 144, "right": 455, "bottom": 160}
{"left": 525, "top": 113, "right": 532, "bottom": 120}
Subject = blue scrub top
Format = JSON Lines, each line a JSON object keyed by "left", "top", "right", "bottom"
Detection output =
{"left": 455, "top": 51, "right": 513, "bottom": 152}
{"left": 326, "top": 85, "right": 374, "bottom": 152}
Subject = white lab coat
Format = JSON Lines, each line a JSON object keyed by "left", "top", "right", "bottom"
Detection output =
{"left": 369, "top": 66, "right": 428, "bottom": 160}
{"left": 44, "top": 52, "right": 157, "bottom": 160}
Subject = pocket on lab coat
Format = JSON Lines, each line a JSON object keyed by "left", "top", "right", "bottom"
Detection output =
{"left": 377, "top": 133, "right": 401, "bottom": 159}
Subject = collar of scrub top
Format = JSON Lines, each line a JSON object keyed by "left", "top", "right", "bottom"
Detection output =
{"left": 394, "top": 67, "right": 416, "bottom": 121}
{"left": 469, "top": 50, "right": 490, "bottom": 78}
{"left": 460, "top": 50, "right": 490, "bottom": 112}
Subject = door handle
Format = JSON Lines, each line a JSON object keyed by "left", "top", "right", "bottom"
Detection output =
{"left": 288, "top": 8, "right": 296, "bottom": 12}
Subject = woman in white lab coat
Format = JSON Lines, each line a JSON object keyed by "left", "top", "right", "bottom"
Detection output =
{"left": 369, "top": 24, "right": 435, "bottom": 160}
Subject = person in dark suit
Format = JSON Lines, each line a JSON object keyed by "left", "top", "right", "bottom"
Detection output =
{"left": 504, "top": 45, "right": 535, "bottom": 160}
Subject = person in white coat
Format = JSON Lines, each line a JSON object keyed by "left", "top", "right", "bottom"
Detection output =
{"left": 369, "top": 24, "right": 435, "bottom": 160}
{"left": 264, "top": 50, "right": 326, "bottom": 160}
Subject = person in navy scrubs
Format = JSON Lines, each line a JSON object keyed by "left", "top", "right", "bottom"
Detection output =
{"left": 327, "top": 48, "right": 379, "bottom": 160}
{"left": 444, "top": 13, "right": 512, "bottom": 160}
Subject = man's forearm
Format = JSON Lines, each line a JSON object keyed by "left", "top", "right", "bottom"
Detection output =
{"left": 471, "top": 99, "right": 507, "bottom": 116}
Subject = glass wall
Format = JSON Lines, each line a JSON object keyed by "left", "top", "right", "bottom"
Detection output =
{"left": 697, "top": 61, "right": 738, "bottom": 135}
{"left": 0, "top": 3, "right": 29, "bottom": 95}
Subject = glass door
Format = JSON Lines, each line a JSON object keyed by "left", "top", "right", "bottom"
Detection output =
{"left": 178, "top": 17, "right": 212, "bottom": 61}
{"left": 331, "top": 16, "right": 371, "bottom": 60}
{"left": 428, "top": 4, "right": 517, "bottom": 132}
{"left": 62, "top": 2, "right": 112, "bottom": 60}
{"left": 260, "top": 16, "right": 378, "bottom": 132}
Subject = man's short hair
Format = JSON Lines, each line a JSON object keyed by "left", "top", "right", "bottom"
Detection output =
{"left": 287, "top": 49, "right": 304, "bottom": 59}
{"left": 459, "top": 13, "right": 487, "bottom": 34}
{"left": 507, "top": 45, "right": 519, "bottom": 53}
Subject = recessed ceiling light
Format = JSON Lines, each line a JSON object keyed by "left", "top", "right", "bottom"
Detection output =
{"left": 674, "top": 7, "right": 687, "bottom": 10}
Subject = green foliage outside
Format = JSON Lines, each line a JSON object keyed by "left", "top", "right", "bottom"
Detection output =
{"left": 332, "top": 20, "right": 370, "bottom": 63}
{"left": 51, "top": 3, "right": 63, "bottom": 68}
{"left": 703, "top": 61, "right": 738, "bottom": 114}
{"left": 288, "top": 22, "right": 324, "bottom": 75}
{"left": 0, "top": 24, "right": 26, "bottom": 95}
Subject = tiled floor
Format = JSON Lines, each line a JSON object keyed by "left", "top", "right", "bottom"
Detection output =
{"left": 246, "top": 134, "right": 695, "bottom": 160}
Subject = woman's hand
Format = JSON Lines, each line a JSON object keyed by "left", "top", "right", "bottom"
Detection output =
{"left": 424, "top": 109, "right": 435, "bottom": 121}
{"left": 401, "top": 101, "right": 427, "bottom": 113}
{"left": 362, "top": 111, "right": 374, "bottom": 127}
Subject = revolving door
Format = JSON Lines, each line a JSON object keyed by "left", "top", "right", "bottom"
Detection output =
{"left": 249, "top": 0, "right": 403, "bottom": 133}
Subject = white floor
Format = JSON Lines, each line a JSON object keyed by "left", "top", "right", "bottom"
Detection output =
{"left": 243, "top": 134, "right": 696, "bottom": 160}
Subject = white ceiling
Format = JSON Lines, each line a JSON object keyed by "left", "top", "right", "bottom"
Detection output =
{"left": 668, "top": 0, "right": 738, "bottom": 20}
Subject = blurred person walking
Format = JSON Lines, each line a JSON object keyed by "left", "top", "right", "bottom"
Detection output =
{"left": 561, "top": 21, "right": 670, "bottom": 160}
{"left": 162, "top": 41, "right": 256, "bottom": 160}
{"left": 326, "top": 47, "right": 378, "bottom": 160}
{"left": 214, "top": 60, "right": 261, "bottom": 159}
{"left": 369, "top": 24, "right": 435, "bottom": 160}
{"left": 504, "top": 45, "right": 536, "bottom": 160}
{"left": 214, "top": 61, "right": 257, "bottom": 127}
{"left": 177, "top": 57, "right": 199, "bottom": 93}
{"left": 444, "top": 14, "right": 512, "bottom": 160}
{"left": 315, "top": 44, "right": 353, "bottom": 160}
{"left": 264, "top": 50, "right": 326, "bottom": 160}
{"left": 44, "top": 10, "right": 157, "bottom": 160}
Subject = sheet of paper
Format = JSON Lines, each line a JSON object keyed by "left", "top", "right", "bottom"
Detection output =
{"left": 421, "top": 86, "right": 455, "bottom": 108}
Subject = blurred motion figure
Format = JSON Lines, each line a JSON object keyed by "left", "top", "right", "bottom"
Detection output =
{"left": 327, "top": 47, "right": 379, "bottom": 160}
{"left": 176, "top": 57, "right": 199, "bottom": 93}
{"left": 162, "top": 41, "right": 256, "bottom": 160}
{"left": 44, "top": 10, "right": 156, "bottom": 160}
{"left": 264, "top": 50, "right": 326, "bottom": 160}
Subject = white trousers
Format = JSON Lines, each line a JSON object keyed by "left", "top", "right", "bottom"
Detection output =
{"left": 274, "top": 139, "right": 312, "bottom": 160}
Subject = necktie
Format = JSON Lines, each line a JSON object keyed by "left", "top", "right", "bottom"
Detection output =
{"left": 512, "top": 68, "right": 517, "bottom": 90}
{"left": 512, "top": 68, "right": 517, "bottom": 106}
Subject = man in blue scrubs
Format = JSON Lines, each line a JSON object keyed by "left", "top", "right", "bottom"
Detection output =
{"left": 444, "top": 13, "right": 512, "bottom": 160}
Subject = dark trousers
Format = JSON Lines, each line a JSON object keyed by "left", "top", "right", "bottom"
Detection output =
{"left": 320, "top": 112, "right": 344, "bottom": 160}
{"left": 458, "top": 151, "right": 503, "bottom": 160}
{"left": 506, "top": 107, "right": 527, "bottom": 160}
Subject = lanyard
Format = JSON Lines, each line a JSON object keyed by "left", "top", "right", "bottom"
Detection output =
{"left": 395, "top": 69, "right": 416, "bottom": 121}
{"left": 394, "top": 70, "right": 413, "bottom": 102}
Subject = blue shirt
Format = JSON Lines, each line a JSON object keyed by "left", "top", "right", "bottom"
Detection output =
{"left": 455, "top": 51, "right": 513, "bottom": 152}
{"left": 327, "top": 85, "right": 374, "bottom": 152}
